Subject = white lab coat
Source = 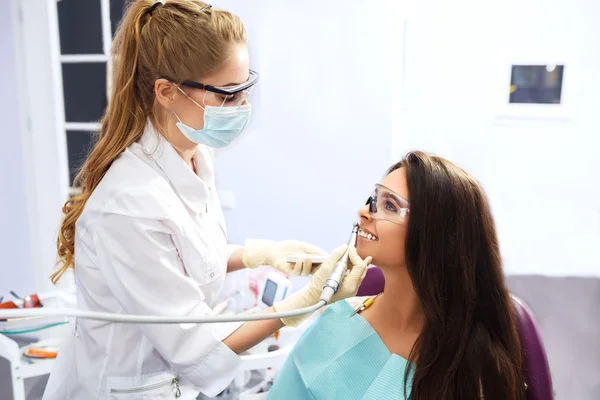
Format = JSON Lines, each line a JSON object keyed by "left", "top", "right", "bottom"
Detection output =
{"left": 43, "top": 121, "right": 242, "bottom": 400}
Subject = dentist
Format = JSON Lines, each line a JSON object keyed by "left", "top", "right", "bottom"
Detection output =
{"left": 43, "top": 1, "right": 372, "bottom": 399}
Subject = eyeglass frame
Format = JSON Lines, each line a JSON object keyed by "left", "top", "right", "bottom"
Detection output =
{"left": 365, "top": 183, "right": 410, "bottom": 224}
{"left": 160, "top": 69, "right": 259, "bottom": 96}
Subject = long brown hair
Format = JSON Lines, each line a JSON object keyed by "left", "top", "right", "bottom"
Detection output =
{"left": 394, "top": 151, "right": 524, "bottom": 400}
{"left": 53, "top": 0, "right": 247, "bottom": 283}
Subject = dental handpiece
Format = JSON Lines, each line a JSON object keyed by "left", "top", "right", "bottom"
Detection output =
{"left": 319, "top": 223, "right": 359, "bottom": 303}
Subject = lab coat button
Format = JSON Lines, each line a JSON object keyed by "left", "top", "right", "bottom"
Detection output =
{"left": 210, "top": 272, "right": 215, "bottom": 278}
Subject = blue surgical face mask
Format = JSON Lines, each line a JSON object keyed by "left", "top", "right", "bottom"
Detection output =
{"left": 174, "top": 88, "right": 252, "bottom": 148}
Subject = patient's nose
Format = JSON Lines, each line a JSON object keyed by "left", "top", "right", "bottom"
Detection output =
{"left": 357, "top": 204, "right": 372, "bottom": 221}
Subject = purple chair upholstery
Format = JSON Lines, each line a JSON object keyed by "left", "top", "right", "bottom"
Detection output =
{"left": 356, "top": 266, "right": 385, "bottom": 296}
{"left": 511, "top": 295, "right": 555, "bottom": 400}
{"left": 356, "top": 268, "right": 555, "bottom": 399}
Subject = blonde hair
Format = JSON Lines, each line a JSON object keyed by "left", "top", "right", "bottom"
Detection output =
{"left": 52, "top": 0, "right": 247, "bottom": 283}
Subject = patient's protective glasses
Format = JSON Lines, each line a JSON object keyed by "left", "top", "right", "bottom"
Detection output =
{"left": 161, "top": 69, "right": 259, "bottom": 108}
{"left": 365, "top": 184, "right": 410, "bottom": 224}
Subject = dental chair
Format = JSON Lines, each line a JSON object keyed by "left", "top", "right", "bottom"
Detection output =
{"left": 356, "top": 266, "right": 385, "bottom": 297}
{"left": 356, "top": 267, "right": 555, "bottom": 400}
{"left": 512, "top": 295, "right": 555, "bottom": 400}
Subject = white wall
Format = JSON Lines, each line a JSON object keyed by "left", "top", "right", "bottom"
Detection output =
{"left": 214, "top": 0, "right": 400, "bottom": 252}
{"left": 397, "top": 0, "right": 600, "bottom": 277}
{"left": 0, "top": 0, "right": 36, "bottom": 297}
{"left": 12, "top": 0, "right": 71, "bottom": 295}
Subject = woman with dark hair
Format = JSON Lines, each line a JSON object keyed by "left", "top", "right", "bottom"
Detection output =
{"left": 268, "top": 151, "right": 525, "bottom": 399}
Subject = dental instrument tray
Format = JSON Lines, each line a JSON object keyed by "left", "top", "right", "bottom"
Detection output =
{"left": 0, "top": 289, "right": 77, "bottom": 399}
{"left": 0, "top": 291, "right": 75, "bottom": 335}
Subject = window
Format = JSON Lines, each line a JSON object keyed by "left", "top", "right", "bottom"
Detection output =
{"left": 62, "top": 63, "right": 108, "bottom": 122}
{"left": 56, "top": 0, "right": 127, "bottom": 188}
{"left": 58, "top": 0, "right": 103, "bottom": 54}
{"left": 110, "top": 0, "right": 127, "bottom": 36}
{"left": 66, "top": 131, "right": 96, "bottom": 184}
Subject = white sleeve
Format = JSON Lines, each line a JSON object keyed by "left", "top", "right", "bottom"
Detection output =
{"left": 215, "top": 244, "right": 245, "bottom": 338}
{"left": 93, "top": 213, "right": 240, "bottom": 398}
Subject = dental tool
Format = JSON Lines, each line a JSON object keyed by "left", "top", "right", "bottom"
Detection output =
{"left": 319, "top": 224, "right": 359, "bottom": 304}
{"left": 0, "top": 225, "right": 360, "bottom": 325}
{"left": 285, "top": 254, "right": 326, "bottom": 264}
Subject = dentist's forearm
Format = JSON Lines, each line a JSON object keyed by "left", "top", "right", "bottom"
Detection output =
{"left": 227, "top": 248, "right": 247, "bottom": 273}
{"left": 222, "top": 307, "right": 285, "bottom": 354}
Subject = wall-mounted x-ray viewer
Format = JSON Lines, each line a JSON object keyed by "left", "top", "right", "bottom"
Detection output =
{"left": 509, "top": 65, "right": 564, "bottom": 105}
{"left": 494, "top": 57, "right": 575, "bottom": 121}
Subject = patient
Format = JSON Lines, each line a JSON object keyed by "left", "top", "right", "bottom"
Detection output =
{"left": 268, "top": 151, "right": 525, "bottom": 400}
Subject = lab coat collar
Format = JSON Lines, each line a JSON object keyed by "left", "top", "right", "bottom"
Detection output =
{"left": 138, "top": 120, "right": 214, "bottom": 214}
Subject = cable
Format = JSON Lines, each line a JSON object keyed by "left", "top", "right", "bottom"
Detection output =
{"left": 0, "top": 322, "right": 68, "bottom": 335}
{"left": 0, "top": 301, "right": 326, "bottom": 324}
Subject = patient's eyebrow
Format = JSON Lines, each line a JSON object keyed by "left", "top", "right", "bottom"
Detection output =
{"left": 378, "top": 185, "right": 410, "bottom": 206}
{"left": 382, "top": 192, "right": 406, "bottom": 206}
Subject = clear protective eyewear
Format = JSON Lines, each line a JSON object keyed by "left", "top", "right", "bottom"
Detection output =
{"left": 162, "top": 69, "right": 258, "bottom": 108}
{"left": 365, "top": 184, "right": 410, "bottom": 224}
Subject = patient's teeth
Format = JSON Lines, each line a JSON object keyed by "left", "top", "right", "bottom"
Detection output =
{"left": 359, "top": 229, "right": 378, "bottom": 241}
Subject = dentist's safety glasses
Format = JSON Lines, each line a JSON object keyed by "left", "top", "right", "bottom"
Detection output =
{"left": 162, "top": 69, "right": 258, "bottom": 108}
{"left": 365, "top": 184, "right": 410, "bottom": 224}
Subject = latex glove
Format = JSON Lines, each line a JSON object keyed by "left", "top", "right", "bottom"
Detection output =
{"left": 242, "top": 239, "right": 328, "bottom": 276}
{"left": 274, "top": 245, "right": 373, "bottom": 327}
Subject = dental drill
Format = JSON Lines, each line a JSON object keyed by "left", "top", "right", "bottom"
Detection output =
{"left": 0, "top": 225, "right": 360, "bottom": 325}
{"left": 320, "top": 223, "right": 359, "bottom": 304}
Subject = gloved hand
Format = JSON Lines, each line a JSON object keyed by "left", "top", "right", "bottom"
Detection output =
{"left": 273, "top": 244, "right": 373, "bottom": 327}
{"left": 242, "top": 239, "right": 328, "bottom": 276}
